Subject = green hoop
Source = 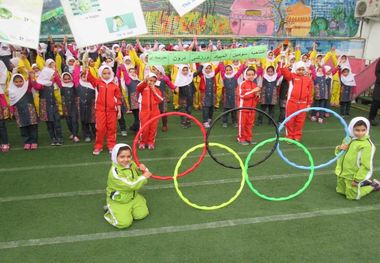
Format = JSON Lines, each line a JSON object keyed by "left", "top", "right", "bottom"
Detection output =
{"left": 173, "top": 143, "right": 246, "bottom": 210}
{"left": 244, "top": 137, "right": 315, "bottom": 201}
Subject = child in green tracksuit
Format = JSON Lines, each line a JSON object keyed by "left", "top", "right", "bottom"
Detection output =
{"left": 104, "top": 143, "right": 152, "bottom": 229}
{"left": 335, "top": 117, "right": 380, "bottom": 200}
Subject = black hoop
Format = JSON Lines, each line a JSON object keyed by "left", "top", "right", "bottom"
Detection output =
{"left": 206, "top": 107, "right": 280, "bottom": 169}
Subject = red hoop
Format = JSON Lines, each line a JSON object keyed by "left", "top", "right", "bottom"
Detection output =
{"left": 132, "top": 112, "right": 207, "bottom": 180}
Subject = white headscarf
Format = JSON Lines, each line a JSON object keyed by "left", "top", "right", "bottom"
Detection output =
{"left": 338, "top": 54, "right": 351, "bottom": 69}
{"left": 98, "top": 65, "right": 115, "bottom": 84}
{"left": 202, "top": 63, "right": 215, "bottom": 79}
{"left": 45, "top": 59, "right": 55, "bottom": 68}
{"left": 243, "top": 67, "right": 257, "bottom": 80}
{"left": 174, "top": 64, "right": 193, "bottom": 87}
{"left": 340, "top": 67, "right": 356, "bottom": 86}
{"left": 263, "top": 66, "right": 277, "bottom": 82}
{"left": 348, "top": 117, "right": 370, "bottom": 139}
{"left": 152, "top": 65, "right": 165, "bottom": 76}
{"left": 266, "top": 51, "right": 275, "bottom": 62}
{"left": 65, "top": 56, "right": 75, "bottom": 73}
{"left": 292, "top": 61, "right": 306, "bottom": 73}
{"left": 224, "top": 65, "right": 236, "bottom": 79}
{"left": 37, "top": 67, "right": 55, "bottom": 86}
{"left": 111, "top": 143, "right": 132, "bottom": 167}
{"left": 61, "top": 72, "right": 74, "bottom": 88}
{"left": 9, "top": 74, "right": 28, "bottom": 106}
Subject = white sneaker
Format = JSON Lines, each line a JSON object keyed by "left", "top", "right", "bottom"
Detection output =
{"left": 121, "top": 131, "right": 128, "bottom": 137}
{"left": 203, "top": 122, "right": 210, "bottom": 128}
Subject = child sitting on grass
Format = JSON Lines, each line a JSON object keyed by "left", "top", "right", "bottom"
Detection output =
{"left": 104, "top": 143, "right": 152, "bottom": 229}
{"left": 335, "top": 117, "right": 380, "bottom": 200}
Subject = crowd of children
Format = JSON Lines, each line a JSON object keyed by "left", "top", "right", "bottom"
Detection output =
{"left": 0, "top": 37, "right": 358, "bottom": 152}
{"left": 0, "top": 37, "right": 378, "bottom": 229}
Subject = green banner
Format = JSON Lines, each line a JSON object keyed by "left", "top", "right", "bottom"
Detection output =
{"left": 148, "top": 45, "right": 268, "bottom": 66}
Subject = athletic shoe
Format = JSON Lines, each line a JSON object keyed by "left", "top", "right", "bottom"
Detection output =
{"left": 73, "top": 136, "right": 80, "bottom": 143}
{"left": 161, "top": 126, "right": 168, "bottom": 132}
{"left": 93, "top": 149, "right": 102, "bottom": 155}
{"left": 372, "top": 179, "right": 380, "bottom": 191}
{"left": 56, "top": 139, "right": 63, "bottom": 146}
{"left": 31, "top": 144, "right": 38, "bottom": 150}
{"left": 203, "top": 122, "right": 210, "bottom": 128}
{"left": 148, "top": 144, "right": 155, "bottom": 150}
{"left": 310, "top": 116, "right": 317, "bottom": 122}
{"left": 84, "top": 137, "right": 91, "bottom": 143}
{"left": 69, "top": 135, "right": 74, "bottom": 140}
{"left": 51, "top": 140, "right": 57, "bottom": 146}
{"left": 239, "top": 141, "right": 250, "bottom": 146}
{"left": 139, "top": 144, "right": 146, "bottom": 150}
{"left": 24, "top": 144, "right": 31, "bottom": 150}
{"left": 222, "top": 123, "right": 228, "bottom": 128}
{"left": 1, "top": 144, "right": 10, "bottom": 152}
{"left": 318, "top": 118, "right": 324, "bottom": 124}
{"left": 249, "top": 141, "right": 257, "bottom": 145}
{"left": 121, "top": 131, "right": 128, "bottom": 137}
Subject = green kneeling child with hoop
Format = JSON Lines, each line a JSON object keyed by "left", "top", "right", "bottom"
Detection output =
{"left": 335, "top": 117, "right": 380, "bottom": 200}
{"left": 104, "top": 144, "right": 152, "bottom": 229}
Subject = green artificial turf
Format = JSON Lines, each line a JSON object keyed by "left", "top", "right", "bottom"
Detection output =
{"left": 0, "top": 106, "right": 380, "bottom": 262}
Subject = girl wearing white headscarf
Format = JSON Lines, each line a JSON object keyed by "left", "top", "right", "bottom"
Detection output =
{"left": 86, "top": 64, "right": 122, "bottom": 155}
{"left": 37, "top": 59, "right": 64, "bottom": 146}
{"left": 335, "top": 117, "right": 380, "bottom": 200}
{"left": 339, "top": 67, "right": 356, "bottom": 117}
{"left": 61, "top": 72, "right": 80, "bottom": 142}
{"left": 174, "top": 64, "right": 202, "bottom": 128}
{"left": 104, "top": 143, "right": 151, "bottom": 229}
{"left": 9, "top": 74, "right": 41, "bottom": 150}
{"left": 0, "top": 60, "right": 9, "bottom": 152}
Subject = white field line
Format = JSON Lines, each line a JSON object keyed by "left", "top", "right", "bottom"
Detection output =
{"left": 2, "top": 168, "right": 379, "bottom": 204}
{"left": 9, "top": 128, "right": 342, "bottom": 151}
{"left": 0, "top": 204, "right": 379, "bottom": 250}
{"left": 0, "top": 143, "right": 359, "bottom": 173}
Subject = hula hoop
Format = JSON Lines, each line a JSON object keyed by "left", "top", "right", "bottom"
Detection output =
{"left": 132, "top": 112, "right": 207, "bottom": 180}
{"left": 206, "top": 107, "right": 280, "bottom": 169}
{"left": 173, "top": 143, "right": 245, "bottom": 210}
{"left": 277, "top": 107, "right": 350, "bottom": 170}
{"left": 245, "top": 137, "right": 315, "bottom": 201}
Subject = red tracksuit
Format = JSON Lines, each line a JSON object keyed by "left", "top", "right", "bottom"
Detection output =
{"left": 237, "top": 80, "right": 260, "bottom": 143}
{"left": 137, "top": 82, "right": 164, "bottom": 145}
{"left": 87, "top": 72, "right": 121, "bottom": 151}
{"left": 281, "top": 68, "right": 313, "bottom": 140}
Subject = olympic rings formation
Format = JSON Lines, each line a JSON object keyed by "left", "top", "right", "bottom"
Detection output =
{"left": 131, "top": 106, "right": 348, "bottom": 208}
{"left": 206, "top": 107, "right": 280, "bottom": 169}
{"left": 132, "top": 112, "right": 207, "bottom": 180}
{"left": 277, "top": 107, "right": 350, "bottom": 170}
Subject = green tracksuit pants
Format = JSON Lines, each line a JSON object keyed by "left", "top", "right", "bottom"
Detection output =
{"left": 104, "top": 194, "right": 149, "bottom": 229}
{"left": 336, "top": 177, "right": 373, "bottom": 200}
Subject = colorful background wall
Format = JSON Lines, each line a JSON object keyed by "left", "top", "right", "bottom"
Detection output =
{"left": 41, "top": 0, "right": 367, "bottom": 56}
{"left": 42, "top": 0, "right": 359, "bottom": 37}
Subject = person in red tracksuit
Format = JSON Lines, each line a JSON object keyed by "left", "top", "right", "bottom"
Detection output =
{"left": 137, "top": 72, "right": 164, "bottom": 150}
{"left": 86, "top": 65, "right": 122, "bottom": 155}
{"left": 280, "top": 61, "right": 313, "bottom": 141}
{"left": 237, "top": 67, "right": 261, "bottom": 145}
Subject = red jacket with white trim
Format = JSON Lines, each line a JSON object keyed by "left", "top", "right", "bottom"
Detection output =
{"left": 87, "top": 71, "right": 121, "bottom": 112}
{"left": 280, "top": 68, "right": 313, "bottom": 105}
{"left": 237, "top": 80, "right": 260, "bottom": 107}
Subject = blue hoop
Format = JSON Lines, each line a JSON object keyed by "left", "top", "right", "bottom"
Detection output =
{"left": 277, "top": 107, "right": 350, "bottom": 170}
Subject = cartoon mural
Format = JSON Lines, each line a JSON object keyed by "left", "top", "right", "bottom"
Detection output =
{"left": 41, "top": 0, "right": 359, "bottom": 37}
